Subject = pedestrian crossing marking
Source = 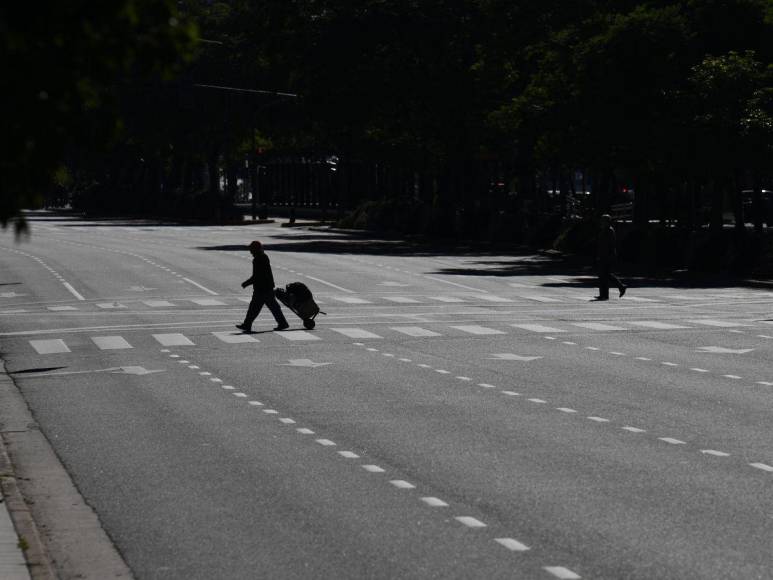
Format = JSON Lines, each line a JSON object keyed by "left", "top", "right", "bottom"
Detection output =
{"left": 30, "top": 339, "right": 70, "bottom": 354}
{"left": 332, "top": 296, "right": 372, "bottom": 304}
{"left": 520, "top": 295, "right": 562, "bottom": 303}
{"left": 510, "top": 324, "right": 566, "bottom": 333}
{"left": 622, "top": 296, "right": 660, "bottom": 302}
{"left": 687, "top": 319, "right": 748, "bottom": 327}
{"left": 190, "top": 298, "right": 226, "bottom": 306}
{"left": 91, "top": 336, "right": 132, "bottom": 350}
{"left": 97, "top": 302, "right": 127, "bottom": 309}
{"left": 330, "top": 328, "right": 382, "bottom": 339}
{"left": 572, "top": 322, "right": 625, "bottom": 331}
{"left": 383, "top": 297, "right": 421, "bottom": 304}
{"left": 390, "top": 326, "right": 442, "bottom": 337}
{"left": 278, "top": 331, "right": 320, "bottom": 341}
{"left": 48, "top": 306, "right": 78, "bottom": 311}
{"left": 450, "top": 325, "right": 506, "bottom": 335}
{"left": 152, "top": 333, "right": 194, "bottom": 346}
{"left": 476, "top": 295, "right": 512, "bottom": 303}
{"left": 628, "top": 321, "right": 690, "bottom": 329}
{"left": 212, "top": 331, "right": 259, "bottom": 344}
{"left": 427, "top": 296, "right": 465, "bottom": 303}
{"left": 143, "top": 300, "right": 175, "bottom": 307}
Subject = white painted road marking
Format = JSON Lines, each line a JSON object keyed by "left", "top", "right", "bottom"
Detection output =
{"left": 659, "top": 437, "right": 686, "bottom": 445}
{"left": 544, "top": 566, "right": 582, "bottom": 579}
{"left": 332, "top": 296, "right": 372, "bottom": 304}
{"left": 331, "top": 328, "right": 382, "bottom": 339}
{"left": 689, "top": 319, "right": 748, "bottom": 327}
{"left": 91, "top": 336, "right": 132, "bottom": 350}
{"left": 143, "top": 300, "right": 175, "bottom": 307}
{"left": 30, "top": 339, "right": 70, "bottom": 354}
{"left": 628, "top": 321, "right": 690, "bottom": 330}
{"left": 450, "top": 325, "right": 506, "bottom": 335}
{"left": 383, "top": 296, "right": 421, "bottom": 303}
{"left": 391, "top": 326, "right": 442, "bottom": 337}
{"left": 278, "top": 331, "right": 321, "bottom": 341}
{"left": 62, "top": 282, "right": 85, "bottom": 301}
{"left": 750, "top": 463, "right": 773, "bottom": 472}
{"left": 427, "top": 296, "right": 465, "bottom": 303}
{"left": 455, "top": 516, "right": 486, "bottom": 528}
{"left": 153, "top": 333, "right": 194, "bottom": 346}
{"left": 48, "top": 305, "right": 77, "bottom": 311}
{"left": 190, "top": 298, "right": 226, "bottom": 306}
{"left": 421, "top": 497, "right": 449, "bottom": 507}
{"left": 390, "top": 480, "right": 416, "bottom": 489}
{"left": 572, "top": 322, "right": 625, "bottom": 331}
{"left": 182, "top": 277, "right": 219, "bottom": 295}
{"left": 488, "top": 353, "right": 542, "bottom": 361}
{"left": 511, "top": 323, "right": 565, "bottom": 333}
{"left": 362, "top": 465, "right": 385, "bottom": 473}
{"left": 696, "top": 346, "right": 754, "bottom": 354}
{"left": 521, "top": 294, "right": 562, "bottom": 303}
{"left": 476, "top": 294, "right": 512, "bottom": 303}
{"left": 96, "top": 302, "right": 127, "bottom": 309}
{"left": 212, "top": 331, "right": 259, "bottom": 344}
{"left": 494, "top": 538, "right": 530, "bottom": 552}
{"left": 701, "top": 450, "right": 730, "bottom": 457}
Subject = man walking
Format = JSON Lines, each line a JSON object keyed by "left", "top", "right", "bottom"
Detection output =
{"left": 237, "top": 240, "right": 290, "bottom": 332}
{"left": 595, "top": 214, "right": 627, "bottom": 301}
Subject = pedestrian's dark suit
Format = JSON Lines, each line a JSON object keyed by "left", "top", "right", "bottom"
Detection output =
{"left": 241, "top": 253, "right": 288, "bottom": 328}
{"left": 597, "top": 224, "right": 625, "bottom": 299}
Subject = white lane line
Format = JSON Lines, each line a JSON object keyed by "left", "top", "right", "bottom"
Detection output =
{"left": 528, "top": 398, "right": 547, "bottom": 404}
{"left": 427, "top": 296, "right": 465, "bottom": 303}
{"left": 690, "top": 368, "right": 709, "bottom": 373}
{"left": 362, "top": 465, "right": 385, "bottom": 473}
{"left": 30, "top": 339, "right": 70, "bottom": 354}
{"left": 520, "top": 294, "right": 562, "bottom": 303}
{"left": 222, "top": 385, "right": 235, "bottom": 390}
{"left": 277, "top": 331, "right": 320, "bottom": 341}
{"left": 476, "top": 294, "right": 512, "bottom": 303}
{"left": 688, "top": 319, "right": 748, "bottom": 327}
{"left": 662, "top": 362, "right": 679, "bottom": 367}
{"left": 212, "top": 331, "right": 259, "bottom": 344}
{"left": 456, "top": 376, "right": 472, "bottom": 381}
{"left": 701, "top": 450, "right": 730, "bottom": 457}
{"left": 435, "top": 369, "right": 450, "bottom": 374}
{"left": 659, "top": 437, "right": 686, "bottom": 445}
{"left": 338, "top": 451, "right": 359, "bottom": 459}
{"left": 423, "top": 276, "right": 487, "bottom": 293}
{"left": 757, "top": 381, "right": 773, "bottom": 386}
{"left": 450, "top": 325, "right": 506, "bottom": 335}
{"left": 455, "top": 516, "right": 486, "bottom": 528}
{"left": 544, "top": 566, "right": 582, "bottom": 579}
{"left": 190, "top": 298, "right": 226, "bottom": 306}
{"left": 248, "top": 401, "right": 263, "bottom": 406}
{"left": 511, "top": 323, "right": 566, "bottom": 333}
{"left": 332, "top": 296, "right": 372, "bottom": 304}
{"left": 501, "top": 391, "right": 520, "bottom": 396}
{"left": 478, "top": 383, "right": 496, "bottom": 388}
{"left": 330, "top": 328, "right": 382, "bottom": 339}
{"left": 562, "top": 341, "right": 577, "bottom": 346}
{"left": 390, "top": 480, "right": 416, "bottom": 489}
{"left": 609, "top": 351, "right": 625, "bottom": 356}
{"left": 723, "top": 375, "right": 742, "bottom": 380}
{"left": 91, "top": 336, "right": 132, "bottom": 350}
{"left": 556, "top": 408, "right": 577, "bottom": 414}
{"left": 62, "top": 282, "right": 86, "bottom": 301}
{"left": 399, "top": 358, "right": 412, "bottom": 362}
{"left": 383, "top": 296, "right": 421, "bottom": 304}
{"left": 391, "top": 326, "right": 442, "bottom": 337}
{"left": 622, "top": 426, "right": 646, "bottom": 433}
{"left": 48, "top": 305, "right": 78, "bottom": 311}
{"left": 153, "top": 333, "right": 194, "bottom": 346}
{"left": 199, "top": 371, "right": 211, "bottom": 376}
{"left": 233, "top": 392, "right": 247, "bottom": 397}
{"left": 182, "top": 278, "right": 219, "bottom": 295}
{"left": 623, "top": 296, "right": 660, "bottom": 303}
{"left": 367, "top": 348, "right": 380, "bottom": 352}
{"left": 421, "top": 497, "right": 449, "bottom": 507}
{"left": 305, "top": 275, "right": 355, "bottom": 294}
{"left": 316, "top": 439, "right": 336, "bottom": 446}
{"left": 587, "top": 416, "right": 609, "bottom": 423}
{"left": 494, "top": 538, "right": 530, "bottom": 552}
{"left": 750, "top": 463, "right": 773, "bottom": 472}
{"left": 210, "top": 378, "right": 223, "bottom": 383}
{"left": 279, "top": 418, "right": 296, "bottom": 424}
{"left": 297, "top": 428, "right": 315, "bottom": 435}
{"left": 628, "top": 321, "right": 690, "bottom": 330}
{"left": 635, "top": 357, "right": 651, "bottom": 361}
{"left": 382, "top": 353, "right": 395, "bottom": 358}
{"left": 263, "top": 409, "right": 279, "bottom": 415}
{"left": 586, "top": 346, "right": 600, "bottom": 351}
{"left": 572, "top": 322, "right": 625, "bottom": 331}
{"left": 143, "top": 300, "right": 175, "bottom": 307}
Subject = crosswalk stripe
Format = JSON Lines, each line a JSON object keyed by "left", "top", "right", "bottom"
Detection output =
{"left": 572, "top": 322, "right": 625, "bottom": 331}
{"left": 152, "top": 333, "right": 194, "bottom": 346}
{"left": 622, "top": 296, "right": 660, "bottom": 302}
{"left": 330, "top": 328, "right": 382, "bottom": 339}
{"left": 687, "top": 319, "right": 748, "bottom": 327}
{"left": 520, "top": 295, "right": 562, "bottom": 303}
{"left": 476, "top": 295, "right": 512, "bottom": 303}
{"left": 96, "top": 302, "right": 127, "bottom": 309}
{"left": 628, "top": 321, "right": 690, "bottom": 330}
{"left": 30, "top": 339, "right": 70, "bottom": 354}
{"left": 383, "top": 297, "right": 421, "bottom": 304}
{"left": 450, "top": 325, "right": 506, "bottom": 335}
{"left": 143, "top": 300, "right": 175, "bottom": 307}
{"left": 48, "top": 306, "right": 78, "bottom": 311}
{"left": 426, "top": 296, "right": 465, "bottom": 303}
{"left": 91, "top": 336, "right": 132, "bottom": 350}
{"left": 212, "top": 331, "right": 259, "bottom": 344}
{"left": 332, "top": 296, "right": 372, "bottom": 304}
{"left": 190, "top": 298, "right": 226, "bottom": 306}
{"left": 277, "top": 331, "right": 320, "bottom": 341}
{"left": 391, "top": 326, "right": 442, "bottom": 337}
{"left": 510, "top": 324, "right": 566, "bottom": 333}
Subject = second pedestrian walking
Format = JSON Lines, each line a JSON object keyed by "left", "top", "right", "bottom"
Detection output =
{"left": 237, "top": 240, "right": 290, "bottom": 332}
{"left": 595, "top": 214, "right": 627, "bottom": 301}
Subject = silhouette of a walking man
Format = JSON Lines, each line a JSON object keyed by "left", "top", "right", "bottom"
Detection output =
{"left": 237, "top": 240, "right": 289, "bottom": 332}
{"left": 595, "top": 214, "right": 627, "bottom": 301}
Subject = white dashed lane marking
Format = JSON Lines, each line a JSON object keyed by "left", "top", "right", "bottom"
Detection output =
{"left": 455, "top": 516, "right": 487, "bottom": 528}
{"left": 544, "top": 566, "right": 582, "bottom": 579}
{"left": 701, "top": 450, "right": 730, "bottom": 457}
{"left": 153, "top": 333, "right": 194, "bottom": 346}
{"left": 91, "top": 336, "right": 132, "bottom": 350}
{"left": 30, "top": 339, "right": 70, "bottom": 354}
{"left": 494, "top": 538, "right": 530, "bottom": 552}
{"left": 421, "top": 497, "right": 449, "bottom": 507}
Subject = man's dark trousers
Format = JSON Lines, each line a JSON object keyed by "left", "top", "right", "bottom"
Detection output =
{"left": 244, "top": 289, "right": 288, "bottom": 328}
{"left": 598, "top": 263, "right": 623, "bottom": 300}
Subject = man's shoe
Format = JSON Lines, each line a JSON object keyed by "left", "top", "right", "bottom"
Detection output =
{"left": 274, "top": 323, "right": 290, "bottom": 331}
{"left": 619, "top": 285, "right": 627, "bottom": 298}
{"left": 236, "top": 323, "right": 251, "bottom": 332}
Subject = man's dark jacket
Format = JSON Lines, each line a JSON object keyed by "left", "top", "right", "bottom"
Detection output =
{"left": 243, "top": 253, "right": 275, "bottom": 292}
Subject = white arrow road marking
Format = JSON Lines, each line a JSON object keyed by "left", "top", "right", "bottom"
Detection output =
{"left": 696, "top": 346, "right": 754, "bottom": 354}
{"left": 488, "top": 353, "right": 542, "bottom": 361}
{"left": 280, "top": 359, "right": 332, "bottom": 368}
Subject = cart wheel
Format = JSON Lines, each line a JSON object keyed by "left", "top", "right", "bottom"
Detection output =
{"left": 303, "top": 319, "right": 316, "bottom": 330}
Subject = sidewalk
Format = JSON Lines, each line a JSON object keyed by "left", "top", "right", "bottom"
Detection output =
{"left": 0, "top": 452, "right": 32, "bottom": 580}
